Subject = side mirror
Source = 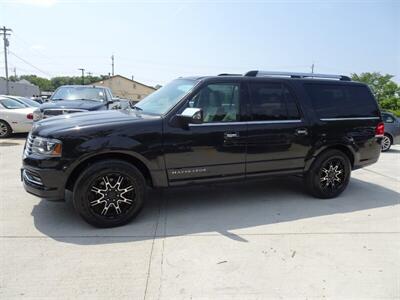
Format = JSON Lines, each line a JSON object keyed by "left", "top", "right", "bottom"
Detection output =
{"left": 177, "top": 107, "right": 203, "bottom": 125}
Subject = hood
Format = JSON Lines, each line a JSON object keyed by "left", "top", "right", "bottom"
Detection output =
{"left": 40, "top": 100, "right": 106, "bottom": 111}
{"left": 32, "top": 109, "right": 161, "bottom": 137}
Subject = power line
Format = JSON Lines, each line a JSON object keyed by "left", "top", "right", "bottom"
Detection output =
{"left": 8, "top": 50, "right": 52, "bottom": 77}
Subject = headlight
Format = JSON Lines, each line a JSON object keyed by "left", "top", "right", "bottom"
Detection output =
{"left": 33, "top": 110, "right": 43, "bottom": 121}
{"left": 31, "top": 137, "right": 62, "bottom": 157}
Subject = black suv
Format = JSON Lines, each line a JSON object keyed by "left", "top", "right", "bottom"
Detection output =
{"left": 22, "top": 71, "right": 384, "bottom": 227}
{"left": 33, "top": 85, "right": 126, "bottom": 121}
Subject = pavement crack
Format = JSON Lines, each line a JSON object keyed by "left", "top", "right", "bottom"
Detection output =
{"left": 143, "top": 192, "right": 162, "bottom": 300}
{"left": 158, "top": 193, "right": 168, "bottom": 300}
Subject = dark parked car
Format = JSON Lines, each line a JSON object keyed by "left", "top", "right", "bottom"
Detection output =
{"left": 33, "top": 85, "right": 126, "bottom": 121}
{"left": 22, "top": 71, "right": 384, "bottom": 227}
{"left": 381, "top": 111, "right": 400, "bottom": 151}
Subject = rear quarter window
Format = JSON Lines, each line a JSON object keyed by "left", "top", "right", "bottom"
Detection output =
{"left": 304, "top": 83, "right": 379, "bottom": 118}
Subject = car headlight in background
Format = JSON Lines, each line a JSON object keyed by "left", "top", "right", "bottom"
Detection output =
{"left": 33, "top": 110, "right": 43, "bottom": 122}
{"left": 31, "top": 137, "right": 62, "bottom": 157}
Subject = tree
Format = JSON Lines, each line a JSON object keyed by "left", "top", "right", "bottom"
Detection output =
{"left": 19, "top": 75, "right": 54, "bottom": 91}
{"left": 6, "top": 74, "right": 110, "bottom": 92}
{"left": 351, "top": 72, "right": 400, "bottom": 115}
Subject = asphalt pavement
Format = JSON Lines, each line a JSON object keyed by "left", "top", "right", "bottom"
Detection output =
{"left": 1, "top": 134, "right": 399, "bottom": 299}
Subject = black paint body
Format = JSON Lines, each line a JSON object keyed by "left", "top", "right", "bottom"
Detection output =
{"left": 22, "top": 76, "right": 382, "bottom": 200}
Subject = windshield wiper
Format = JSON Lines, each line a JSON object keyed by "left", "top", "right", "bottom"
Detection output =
{"left": 131, "top": 105, "right": 143, "bottom": 111}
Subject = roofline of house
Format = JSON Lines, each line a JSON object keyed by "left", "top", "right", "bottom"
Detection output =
{"left": 89, "top": 75, "right": 156, "bottom": 90}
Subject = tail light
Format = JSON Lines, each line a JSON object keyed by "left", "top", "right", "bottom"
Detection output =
{"left": 27, "top": 113, "right": 33, "bottom": 120}
{"left": 375, "top": 122, "right": 384, "bottom": 137}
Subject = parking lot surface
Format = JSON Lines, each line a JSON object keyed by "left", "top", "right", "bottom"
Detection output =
{"left": 1, "top": 134, "right": 399, "bottom": 299}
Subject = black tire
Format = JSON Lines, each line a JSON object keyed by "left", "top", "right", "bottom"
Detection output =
{"left": 381, "top": 134, "right": 392, "bottom": 152}
{"left": 0, "top": 120, "right": 12, "bottom": 138}
{"left": 73, "top": 159, "right": 146, "bottom": 228}
{"left": 305, "top": 149, "right": 351, "bottom": 199}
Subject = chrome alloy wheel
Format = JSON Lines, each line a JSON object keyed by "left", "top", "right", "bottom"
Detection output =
{"left": 89, "top": 174, "right": 135, "bottom": 218}
{"left": 0, "top": 122, "right": 9, "bottom": 137}
{"left": 319, "top": 159, "right": 345, "bottom": 191}
{"left": 381, "top": 135, "right": 391, "bottom": 151}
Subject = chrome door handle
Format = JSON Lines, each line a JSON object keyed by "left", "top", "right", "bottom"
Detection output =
{"left": 295, "top": 128, "right": 308, "bottom": 136}
{"left": 225, "top": 132, "right": 239, "bottom": 139}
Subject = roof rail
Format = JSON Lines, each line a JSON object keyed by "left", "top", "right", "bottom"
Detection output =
{"left": 244, "top": 70, "right": 351, "bottom": 81}
{"left": 218, "top": 73, "right": 242, "bottom": 76}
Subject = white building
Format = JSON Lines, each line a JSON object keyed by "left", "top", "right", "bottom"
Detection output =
{"left": 0, "top": 78, "right": 40, "bottom": 97}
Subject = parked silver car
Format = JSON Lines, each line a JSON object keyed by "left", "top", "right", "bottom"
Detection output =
{"left": 0, "top": 96, "right": 36, "bottom": 138}
{"left": 381, "top": 111, "right": 400, "bottom": 151}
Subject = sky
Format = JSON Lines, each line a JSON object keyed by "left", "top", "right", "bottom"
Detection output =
{"left": 0, "top": 0, "right": 399, "bottom": 86}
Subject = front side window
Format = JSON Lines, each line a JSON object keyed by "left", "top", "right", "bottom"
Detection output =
{"left": 189, "top": 83, "right": 240, "bottom": 123}
{"left": 249, "top": 82, "right": 300, "bottom": 121}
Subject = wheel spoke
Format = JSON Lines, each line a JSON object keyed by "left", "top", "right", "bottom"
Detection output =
{"left": 103, "top": 176, "right": 112, "bottom": 189}
{"left": 115, "top": 176, "right": 124, "bottom": 189}
{"left": 101, "top": 203, "right": 111, "bottom": 215}
{"left": 120, "top": 185, "right": 134, "bottom": 194}
{"left": 91, "top": 186, "right": 105, "bottom": 194}
{"left": 118, "top": 195, "right": 134, "bottom": 205}
{"left": 90, "top": 198, "right": 106, "bottom": 206}
{"left": 114, "top": 203, "right": 122, "bottom": 214}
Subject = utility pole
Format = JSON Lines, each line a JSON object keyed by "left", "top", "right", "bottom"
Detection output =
{"left": 13, "top": 67, "right": 17, "bottom": 77}
{"left": 87, "top": 71, "right": 92, "bottom": 77}
{"left": 1, "top": 26, "right": 12, "bottom": 95}
{"left": 111, "top": 54, "right": 114, "bottom": 76}
{"left": 78, "top": 68, "right": 85, "bottom": 84}
{"left": 311, "top": 63, "right": 315, "bottom": 74}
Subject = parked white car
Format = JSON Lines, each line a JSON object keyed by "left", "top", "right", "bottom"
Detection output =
{"left": 4, "top": 96, "right": 41, "bottom": 108}
{"left": 0, "top": 96, "right": 36, "bottom": 138}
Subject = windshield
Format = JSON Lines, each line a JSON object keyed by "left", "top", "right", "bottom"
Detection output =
{"left": 135, "top": 79, "right": 196, "bottom": 114}
{"left": 0, "top": 98, "right": 28, "bottom": 109}
{"left": 51, "top": 86, "right": 106, "bottom": 101}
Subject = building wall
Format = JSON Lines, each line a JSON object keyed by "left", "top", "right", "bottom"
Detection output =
{"left": 0, "top": 78, "right": 40, "bottom": 97}
{"left": 90, "top": 76, "right": 155, "bottom": 101}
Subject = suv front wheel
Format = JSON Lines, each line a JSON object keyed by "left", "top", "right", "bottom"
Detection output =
{"left": 305, "top": 149, "right": 351, "bottom": 199}
{"left": 73, "top": 159, "right": 146, "bottom": 227}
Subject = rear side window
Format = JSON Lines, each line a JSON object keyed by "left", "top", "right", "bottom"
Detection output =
{"left": 304, "top": 84, "right": 378, "bottom": 118}
{"left": 249, "top": 82, "right": 300, "bottom": 121}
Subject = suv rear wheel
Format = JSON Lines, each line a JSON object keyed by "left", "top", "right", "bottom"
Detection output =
{"left": 305, "top": 149, "right": 351, "bottom": 199}
{"left": 73, "top": 159, "right": 145, "bottom": 227}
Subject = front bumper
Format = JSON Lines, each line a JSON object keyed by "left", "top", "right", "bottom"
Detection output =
{"left": 21, "top": 167, "right": 66, "bottom": 201}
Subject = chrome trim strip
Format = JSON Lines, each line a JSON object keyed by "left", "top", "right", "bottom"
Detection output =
{"left": 189, "top": 120, "right": 302, "bottom": 127}
{"left": 245, "top": 120, "right": 302, "bottom": 125}
{"left": 320, "top": 117, "right": 380, "bottom": 121}
{"left": 23, "top": 170, "right": 43, "bottom": 186}
{"left": 43, "top": 108, "right": 87, "bottom": 112}
{"left": 189, "top": 122, "right": 243, "bottom": 126}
